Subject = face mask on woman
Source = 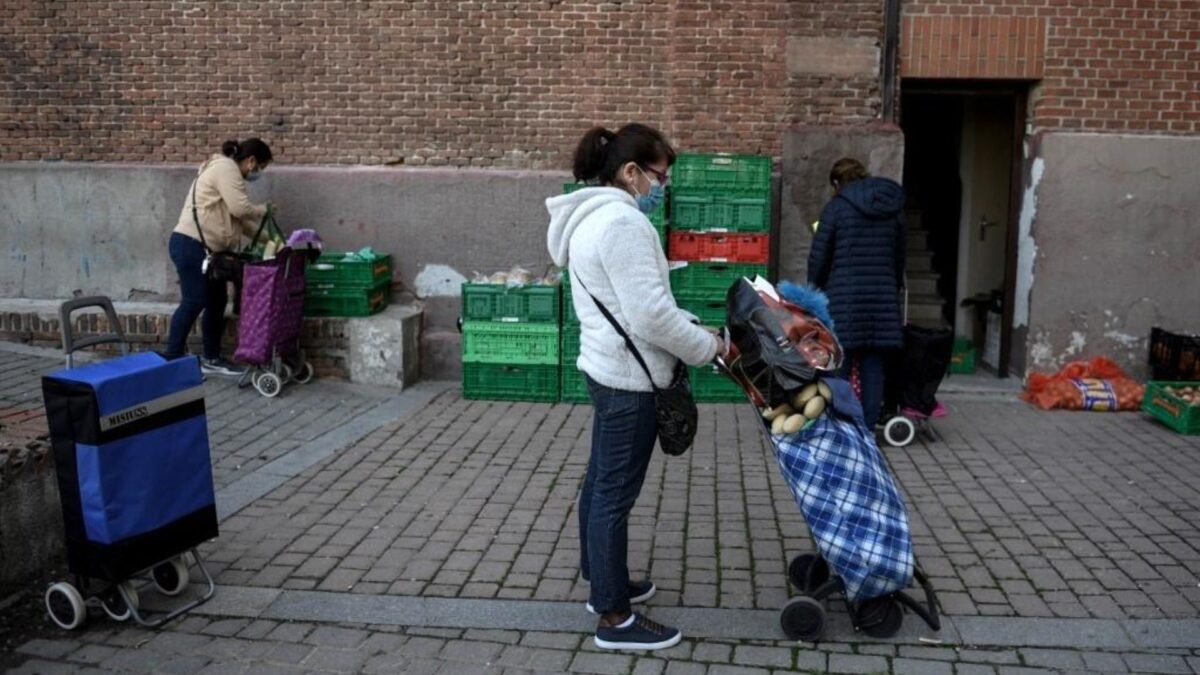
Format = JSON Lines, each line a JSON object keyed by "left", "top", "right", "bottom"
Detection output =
{"left": 246, "top": 170, "right": 262, "bottom": 183}
{"left": 634, "top": 167, "right": 666, "bottom": 214}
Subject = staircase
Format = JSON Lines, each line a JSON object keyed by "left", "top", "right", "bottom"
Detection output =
{"left": 904, "top": 212, "right": 950, "bottom": 329}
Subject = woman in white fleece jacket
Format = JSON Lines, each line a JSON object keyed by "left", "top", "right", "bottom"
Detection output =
{"left": 546, "top": 124, "right": 724, "bottom": 652}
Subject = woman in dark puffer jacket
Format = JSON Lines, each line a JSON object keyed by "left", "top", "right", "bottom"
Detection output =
{"left": 807, "top": 158, "right": 907, "bottom": 430}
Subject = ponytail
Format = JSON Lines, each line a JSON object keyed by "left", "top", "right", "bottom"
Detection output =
{"left": 219, "top": 138, "right": 274, "bottom": 165}
{"left": 570, "top": 123, "right": 675, "bottom": 185}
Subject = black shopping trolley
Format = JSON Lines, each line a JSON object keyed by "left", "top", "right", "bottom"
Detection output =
{"left": 40, "top": 297, "right": 217, "bottom": 630}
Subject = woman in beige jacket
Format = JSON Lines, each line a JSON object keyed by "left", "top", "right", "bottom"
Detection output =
{"left": 165, "top": 138, "right": 273, "bottom": 375}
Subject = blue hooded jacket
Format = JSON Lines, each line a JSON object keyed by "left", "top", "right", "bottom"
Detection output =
{"left": 807, "top": 176, "right": 907, "bottom": 350}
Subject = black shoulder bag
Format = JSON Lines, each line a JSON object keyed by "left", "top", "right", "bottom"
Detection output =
{"left": 192, "top": 177, "right": 269, "bottom": 284}
{"left": 574, "top": 272, "right": 699, "bottom": 457}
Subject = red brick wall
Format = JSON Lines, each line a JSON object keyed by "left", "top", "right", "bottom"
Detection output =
{"left": 903, "top": 1, "right": 1200, "bottom": 134}
{"left": 0, "top": 1, "right": 883, "bottom": 167}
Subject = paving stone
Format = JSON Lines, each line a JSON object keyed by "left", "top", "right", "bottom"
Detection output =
{"left": 1118, "top": 653, "right": 1191, "bottom": 674}
{"left": 1081, "top": 652, "right": 1129, "bottom": 673}
{"left": 732, "top": 645, "right": 792, "bottom": 668}
{"left": 891, "top": 658, "right": 953, "bottom": 675}
{"left": 569, "top": 652, "right": 636, "bottom": 675}
{"left": 301, "top": 646, "right": 371, "bottom": 672}
{"left": 1019, "top": 648, "right": 1085, "bottom": 669}
{"left": 828, "top": 654, "right": 891, "bottom": 674}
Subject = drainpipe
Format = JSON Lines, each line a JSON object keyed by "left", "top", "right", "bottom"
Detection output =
{"left": 881, "top": 0, "right": 902, "bottom": 122}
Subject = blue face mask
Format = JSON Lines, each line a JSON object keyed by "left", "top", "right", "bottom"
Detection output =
{"left": 634, "top": 167, "right": 666, "bottom": 214}
{"left": 246, "top": 171, "right": 262, "bottom": 183}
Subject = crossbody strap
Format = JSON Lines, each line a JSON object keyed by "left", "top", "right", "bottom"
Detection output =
{"left": 571, "top": 269, "right": 661, "bottom": 393}
{"left": 191, "top": 177, "right": 213, "bottom": 255}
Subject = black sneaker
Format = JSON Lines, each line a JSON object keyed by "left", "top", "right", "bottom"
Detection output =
{"left": 586, "top": 580, "right": 656, "bottom": 614}
{"left": 594, "top": 613, "right": 681, "bottom": 651}
{"left": 200, "top": 357, "right": 246, "bottom": 377}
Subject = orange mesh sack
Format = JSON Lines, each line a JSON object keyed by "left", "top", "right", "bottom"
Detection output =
{"left": 1022, "top": 357, "right": 1144, "bottom": 411}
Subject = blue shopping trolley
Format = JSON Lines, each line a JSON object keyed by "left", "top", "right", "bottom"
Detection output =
{"left": 40, "top": 297, "right": 217, "bottom": 630}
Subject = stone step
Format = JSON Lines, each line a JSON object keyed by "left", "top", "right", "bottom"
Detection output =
{"left": 906, "top": 274, "right": 940, "bottom": 296}
{"left": 907, "top": 229, "right": 929, "bottom": 253}
{"left": 907, "top": 252, "right": 934, "bottom": 273}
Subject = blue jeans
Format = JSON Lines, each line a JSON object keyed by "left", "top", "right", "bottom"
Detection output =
{"left": 579, "top": 375, "right": 658, "bottom": 615}
{"left": 166, "top": 232, "right": 228, "bottom": 360}
{"left": 842, "top": 349, "right": 887, "bottom": 429}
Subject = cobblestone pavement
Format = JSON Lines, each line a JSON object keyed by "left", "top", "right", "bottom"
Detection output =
{"left": 4, "top": 342, "right": 1200, "bottom": 673}
{"left": 0, "top": 345, "right": 391, "bottom": 489}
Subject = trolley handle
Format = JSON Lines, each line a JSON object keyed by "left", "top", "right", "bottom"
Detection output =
{"left": 59, "top": 296, "right": 129, "bottom": 368}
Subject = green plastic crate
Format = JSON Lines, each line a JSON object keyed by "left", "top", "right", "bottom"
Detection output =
{"left": 304, "top": 279, "right": 390, "bottom": 317}
{"left": 461, "top": 283, "right": 561, "bottom": 324}
{"left": 670, "top": 191, "right": 770, "bottom": 233}
{"left": 560, "top": 366, "right": 591, "bottom": 404}
{"left": 463, "top": 363, "right": 560, "bottom": 402}
{"left": 561, "top": 325, "right": 581, "bottom": 362}
{"left": 672, "top": 154, "right": 771, "bottom": 194}
{"left": 558, "top": 326, "right": 590, "bottom": 403}
{"left": 690, "top": 364, "right": 745, "bottom": 403}
{"left": 306, "top": 251, "right": 393, "bottom": 288}
{"left": 461, "top": 322, "right": 560, "bottom": 365}
{"left": 677, "top": 298, "right": 728, "bottom": 328}
{"left": 1142, "top": 381, "right": 1200, "bottom": 435}
{"left": 562, "top": 272, "right": 578, "bottom": 324}
{"left": 670, "top": 262, "right": 768, "bottom": 301}
{"left": 949, "top": 338, "right": 976, "bottom": 374}
{"left": 564, "top": 182, "right": 667, "bottom": 234}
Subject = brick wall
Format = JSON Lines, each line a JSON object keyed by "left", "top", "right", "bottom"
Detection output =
{"left": 903, "top": 1, "right": 1200, "bottom": 134}
{"left": 0, "top": 1, "right": 883, "bottom": 166}
{"left": 0, "top": 310, "right": 351, "bottom": 378}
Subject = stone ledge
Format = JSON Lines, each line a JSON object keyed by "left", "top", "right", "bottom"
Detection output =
{"left": 0, "top": 298, "right": 422, "bottom": 388}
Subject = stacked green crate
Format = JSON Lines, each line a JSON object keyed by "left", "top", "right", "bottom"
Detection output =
{"left": 305, "top": 251, "right": 394, "bottom": 317}
{"left": 461, "top": 283, "right": 561, "bottom": 402}
{"left": 559, "top": 270, "right": 589, "bottom": 403}
{"left": 670, "top": 153, "right": 772, "bottom": 402}
{"left": 563, "top": 183, "right": 667, "bottom": 248}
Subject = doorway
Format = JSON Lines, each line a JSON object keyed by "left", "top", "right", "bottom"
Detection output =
{"left": 900, "top": 82, "right": 1027, "bottom": 378}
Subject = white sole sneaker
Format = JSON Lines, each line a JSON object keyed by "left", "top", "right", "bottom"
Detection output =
{"left": 586, "top": 583, "right": 656, "bottom": 615}
{"left": 593, "top": 631, "right": 682, "bottom": 651}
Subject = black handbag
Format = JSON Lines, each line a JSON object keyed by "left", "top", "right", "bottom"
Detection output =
{"left": 191, "top": 177, "right": 269, "bottom": 284}
{"left": 574, "top": 273, "right": 699, "bottom": 457}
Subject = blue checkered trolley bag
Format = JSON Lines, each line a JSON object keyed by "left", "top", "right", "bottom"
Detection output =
{"left": 719, "top": 278, "right": 940, "bottom": 641}
{"left": 40, "top": 298, "right": 217, "bottom": 630}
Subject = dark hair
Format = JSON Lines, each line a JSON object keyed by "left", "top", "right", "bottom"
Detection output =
{"left": 572, "top": 123, "right": 676, "bottom": 185}
{"left": 221, "top": 138, "right": 273, "bottom": 165}
{"left": 830, "top": 157, "right": 869, "bottom": 188}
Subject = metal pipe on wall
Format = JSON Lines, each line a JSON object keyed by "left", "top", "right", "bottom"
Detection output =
{"left": 881, "top": 0, "right": 902, "bottom": 121}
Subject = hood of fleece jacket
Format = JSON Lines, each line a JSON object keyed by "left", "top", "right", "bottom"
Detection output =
{"left": 546, "top": 187, "right": 637, "bottom": 267}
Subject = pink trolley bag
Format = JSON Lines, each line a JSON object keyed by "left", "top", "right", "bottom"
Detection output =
{"left": 234, "top": 246, "right": 314, "bottom": 397}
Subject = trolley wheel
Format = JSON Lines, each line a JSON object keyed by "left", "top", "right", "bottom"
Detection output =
{"left": 884, "top": 416, "right": 916, "bottom": 447}
{"left": 280, "top": 362, "right": 294, "bottom": 383}
{"left": 237, "top": 370, "right": 253, "bottom": 389}
{"left": 100, "top": 581, "right": 139, "bottom": 622}
{"left": 254, "top": 372, "right": 282, "bottom": 397}
{"left": 788, "top": 554, "right": 830, "bottom": 594}
{"left": 153, "top": 557, "right": 190, "bottom": 596}
{"left": 780, "top": 596, "right": 826, "bottom": 642}
{"left": 858, "top": 595, "right": 904, "bottom": 638}
{"left": 294, "top": 361, "right": 315, "bottom": 384}
{"left": 45, "top": 582, "right": 86, "bottom": 630}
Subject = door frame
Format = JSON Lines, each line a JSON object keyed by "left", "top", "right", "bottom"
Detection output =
{"left": 900, "top": 79, "right": 1029, "bottom": 378}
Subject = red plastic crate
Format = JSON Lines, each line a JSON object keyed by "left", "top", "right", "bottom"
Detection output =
{"left": 668, "top": 232, "right": 769, "bottom": 263}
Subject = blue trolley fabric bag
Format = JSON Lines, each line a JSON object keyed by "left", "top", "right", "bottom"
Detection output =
{"left": 771, "top": 406, "right": 915, "bottom": 603}
{"left": 42, "top": 352, "right": 218, "bottom": 582}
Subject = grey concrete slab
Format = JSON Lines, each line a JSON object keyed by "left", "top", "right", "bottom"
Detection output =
{"left": 951, "top": 616, "right": 1136, "bottom": 649}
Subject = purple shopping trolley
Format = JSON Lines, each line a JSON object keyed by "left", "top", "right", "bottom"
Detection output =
{"left": 234, "top": 247, "right": 314, "bottom": 397}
